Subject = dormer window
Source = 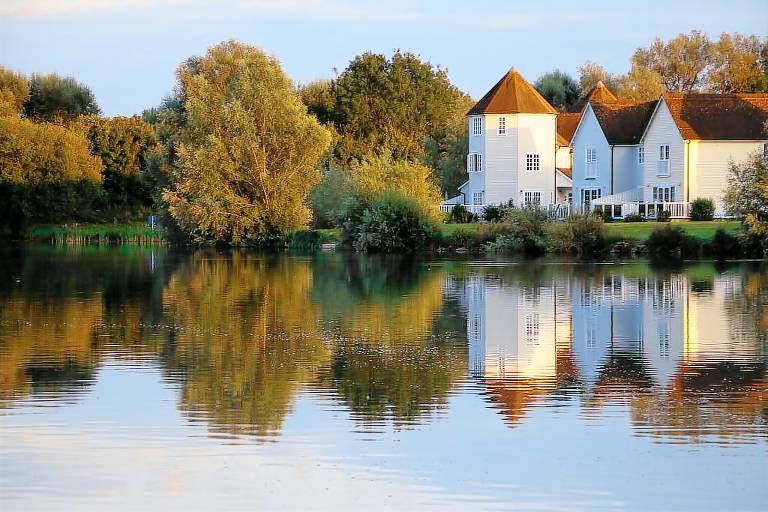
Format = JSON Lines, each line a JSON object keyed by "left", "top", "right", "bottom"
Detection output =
{"left": 498, "top": 116, "right": 506, "bottom": 135}
{"left": 472, "top": 117, "right": 483, "bottom": 136}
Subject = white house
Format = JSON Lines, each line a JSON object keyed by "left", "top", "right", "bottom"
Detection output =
{"left": 450, "top": 69, "right": 570, "bottom": 213}
{"left": 573, "top": 93, "right": 768, "bottom": 218}
{"left": 571, "top": 99, "right": 657, "bottom": 210}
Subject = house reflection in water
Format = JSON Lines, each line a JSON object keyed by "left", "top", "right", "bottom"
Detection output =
{"left": 452, "top": 267, "right": 767, "bottom": 440}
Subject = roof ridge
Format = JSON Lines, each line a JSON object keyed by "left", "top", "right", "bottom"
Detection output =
{"left": 467, "top": 68, "right": 558, "bottom": 115}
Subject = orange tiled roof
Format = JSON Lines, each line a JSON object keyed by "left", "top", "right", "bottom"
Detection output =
{"left": 468, "top": 68, "right": 558, "bottom": 115}
{"left": 557, "top": 167, "right": 573, "bottom": 179}
{"left": 556, "top": 112, "right": 581, "bottom": 145}
{"left": 663, "top": 93, "right": 768, "bottom": 140}
{"left": 574, "top": 80, "right": 618, "bottom": 113}
{"left": 591, "top": 100, "right": 659, "bottom": 145}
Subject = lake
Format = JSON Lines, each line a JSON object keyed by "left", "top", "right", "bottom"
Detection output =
{"left": 0, "top": 246, "right": 766, "bottom": 511}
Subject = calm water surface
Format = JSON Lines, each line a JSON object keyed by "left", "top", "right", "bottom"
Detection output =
{"left": 0, "top": 246, "right": 766, "bottom": 511}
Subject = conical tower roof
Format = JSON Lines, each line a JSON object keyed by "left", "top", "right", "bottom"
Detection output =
{"left": 467, "top": 68, "right": 558, "bottom": 115}
{"left": 574, "top": 80, "right": 619, "bottom": 112}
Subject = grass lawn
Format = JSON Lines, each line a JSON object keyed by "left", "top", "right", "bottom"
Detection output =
{"left": 441, "top": 220, "right": 742, "bottom": 243}
{"left": 604, "top": 220, "right": 741, "bottom": 242}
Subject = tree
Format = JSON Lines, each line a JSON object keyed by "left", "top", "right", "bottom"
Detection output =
{"left": 631, "top": 30, "right": 712, "bottom": 93}
{"left": 23, "top": 73, "right": 100, "bottom": 121}
{"left": 708, "top": 33, "right": 768, "bottom": 93}
{"left": 0, "top": 117, "right": 103, "bottom": 232}
{"left": 74, "top": 115, "right": 158, "bottom": 215}
{"left": 577, "top": 61, "right": 619, "bottom": 95}
{"left": 330, "top": 51, "right": 471, "bottom": 162}
{"left": 422, "top": 114, "right": 468, "bottom": 196}
{"left": 298, "top": 79, "right": 336, "bottom": 125}
{"left": 724, "top": 148, "right": 768, "bottom": 236}
{"left": 161, "top": 41, "right": 331, "bottom": 245}
{"left": 0, "top": 66, "right": 29, "bottom": 117}
{"left": 615, "top": 65, "right": 665, "bottom": 101}
{"left": 534, "top": 70, "right": 580, "bottom": 112}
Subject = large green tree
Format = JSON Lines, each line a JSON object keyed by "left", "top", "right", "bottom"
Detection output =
{"left": 534, "top": 70, "right": 580, "bottom": 112}
{"left": 0, "top": 66, "right": 29, "bottom": 118}
{"left": 724, "top": 146, "right": 768, "bottom": 236}
{"left": 162, "top": 41, "right": 331, "bottom": 245}
{"left": 23, "top": 73, "right": 100, "bottom": 121}
{"left": 327, "top": 51, "right": 471, "bottom": 162}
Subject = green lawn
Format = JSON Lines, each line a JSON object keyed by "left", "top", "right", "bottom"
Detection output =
{"left": 604, "top": 220, "right": 741, "bottom": 241}
{"left": 441, "top": 220, "right": 742, "bottom": 243}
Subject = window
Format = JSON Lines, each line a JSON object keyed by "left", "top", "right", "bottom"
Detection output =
{"left": 652, "top": 186, "right": 675, "bottom": 203}
{"left": 764, "top": 142, "right": 768, "bottom": 157}
{"left": 638, "top": 146, "right": 645, "bottom": 164}
{"left": 657, "top": 144, "right": 670, "bottom": 176}
{"left": 471, "top": 116, "right": 483, "bottom": 136}
{"left": 526, "top": 153, "right": 540, "bottom": 171}
{"left": 498, "top": 116, "right": 506, "bottom": 135}
{"left": 467, "top": 153, "right": 482, "bottom": 172}
{"left": 582, "top": 188, "right": 601, "bottom": 207}
{"left": 473, "top": 192, "right": 484, "bottom": 206}
{"left": 585, "top": 147, "right": 597, "bottom": 178}
{"left": 523, "top": 191, "right": 541, "bottom": 207}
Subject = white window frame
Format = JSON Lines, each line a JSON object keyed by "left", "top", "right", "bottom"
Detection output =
{"left": 585, "top": 147, "right": 597, "bottom": 178}
{"left": 472, "top": 191, "right": 484, "bottom": 206}
{"left": 652, "top": 186, "right": 675, "bottom": 203}
{"left": 525, "top": 153, "right": 540, "bottom": 172}
{"left": 467, "top": 153, "right": 482, "bottom": 172}
{"left": 523, "top": 191, "right": 541, "bottom": 207}
{"left": 763, "top": 142, "right": 768, "bottom": 158}
{"left": 582, "top": 188, "right": 601, "bottom": 207}
{"left": 657, "top": 144, "right": 670, "bottom": 176}
{"left": 638, "top": 146, "right": 645, "bottom": 164}
{"left": 471, "top": 116, "right": 483, "bottom": 136}
{"left": 497, "top": 116, "right": 506, "bottom": 135}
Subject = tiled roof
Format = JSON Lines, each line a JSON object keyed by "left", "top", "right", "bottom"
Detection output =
{"left": 574, "top": 81, "right": 618, "bottom": 113}
{"left": 468, "top": 68, "right": 558, "bottom": 115}
{"left": 556, "top": 112, "right": 581, "bottom": 145}
{"left": 663, "top": 93, "right": 768, "bottom": 140}
{"left": 557, "top": 167, "right": 573, "bottom": 179}
{"left": 591, "top": 100, "right": 659, "bottom": 145}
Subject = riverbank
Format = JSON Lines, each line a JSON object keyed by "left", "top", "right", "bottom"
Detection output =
{"left": 25, "top": 223, "right": 165, "bottom": 245}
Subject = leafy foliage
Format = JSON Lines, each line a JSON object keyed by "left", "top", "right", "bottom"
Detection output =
{"left": 549, "top": 214, "right": 607, "bottom": 256}
{"left": 689, "top": 198, "right": 715, "bottom": 221}
{"left": 447, "top": 204, "right": 478, "bottom": 224}
{"left": 485, "top": 208, "right": 549, "bottom": 255}
{"left": 0, "top": 66, "right": 29, "bottom": 117}
{"left": 724, "top": 150, "right": 768, "bottom": 236}
{"left": 534, "top": 70, "right": 580, "bottom": 112}
{"left": 646, "top": 225, "right": 701, "bottom": 259}
{"left": 161, "top": 41, "right": 332, "bottom": 245}
{"left": 23, "top": 73, "right": 100, "bottom": 121}
{"left": 343, "top": 192, "right": 438, "bottom": 252}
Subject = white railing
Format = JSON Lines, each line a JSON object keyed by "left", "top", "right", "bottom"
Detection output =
{"left": 439, "top": 203, "right": 486, "bottom": 215}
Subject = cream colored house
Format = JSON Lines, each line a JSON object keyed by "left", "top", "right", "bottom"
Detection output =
{"left": 574, "top": 93, "right": 768, "bottom": 218}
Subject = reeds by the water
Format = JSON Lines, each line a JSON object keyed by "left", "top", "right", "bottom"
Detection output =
{"left": 26, "top": 223, "right": 165, "bottom": 245}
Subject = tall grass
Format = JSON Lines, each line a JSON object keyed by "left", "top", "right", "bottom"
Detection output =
{"left": 26, "top": 223, "right": 165, "bottom": 245}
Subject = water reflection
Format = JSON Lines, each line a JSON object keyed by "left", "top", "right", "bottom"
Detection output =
{"left": 0, "top": 248, "right": 766, "bottom": 446}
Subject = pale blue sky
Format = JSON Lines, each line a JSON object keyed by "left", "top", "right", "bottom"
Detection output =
{"left": 1, "top": 0, "right": 766, "bottom": 116}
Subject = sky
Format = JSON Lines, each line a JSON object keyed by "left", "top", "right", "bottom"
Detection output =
{"left": 1, "top": 0, "right": 766, "bottom": 116}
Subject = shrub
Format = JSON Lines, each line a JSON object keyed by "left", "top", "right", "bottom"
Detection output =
{"left": 549, "top": 214, "right": 607, "bottom": 257}
{"left": 482, "top": 201, "right": 514, "bottom": 223}
{"left": 705, "top": 228, "right": 740, "bottom": 259}
{"left": 646, "top": 225, "right": 700, "bottom": 259}
{"left": 449, "top": 204, "right": 478, "bottom": 224}
{"left": 690, "top": 198, "right": 715, "bottom": 221}
{"left": 440, "top": 224, "right": 512, "bottom": 251}
{"left": 487, "top": 207, "right": 549, "bottom": 255}
{"left": 346, "top": 192, "right": 438, "bottom": 252}
{"left": 598, "top": 207, "right": 613, "bottom": 223}
{"left": 736, "top": 228, "right": 768, "bottom": 258}
{"left": 656, "top": 209, "right": 671, "bottom": 222}
{"left": 623, "top": 213, "right": 645, "bottom": 223}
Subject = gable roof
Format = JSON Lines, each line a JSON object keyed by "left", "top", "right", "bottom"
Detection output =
{"left": 662, "top": 93, "right": 768, "bottom": 140}
{"left": 574, "top": 81, "right": 618, "bottom": 113}
{"left": 468, "top": 68, "right": 558, "bottom": 115}
{"left": 556, "top": 113, "right": 581, "bottom": 146}
{"left": 591, "top": 100, "right": 659, "bottom": 145}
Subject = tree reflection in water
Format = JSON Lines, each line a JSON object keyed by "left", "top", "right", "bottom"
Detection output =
{"left": 0, "top": 247, "right": 765, "bottom": 444}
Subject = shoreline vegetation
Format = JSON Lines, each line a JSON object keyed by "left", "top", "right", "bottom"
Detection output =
{"left": 19, "top": 219, "right": 765, "bottom": 263}
{"left": 2, "top": 34, "right": 767, "bottom": 259}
